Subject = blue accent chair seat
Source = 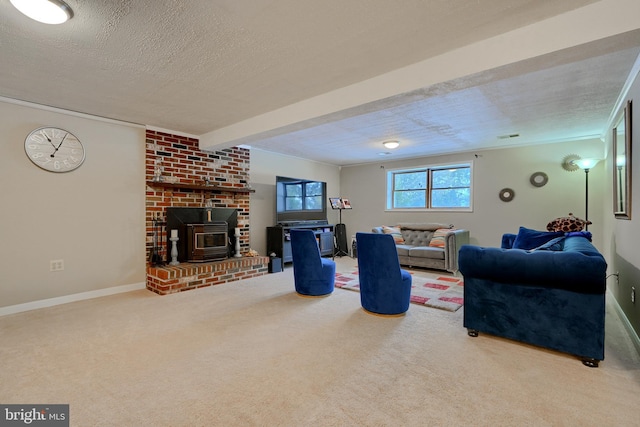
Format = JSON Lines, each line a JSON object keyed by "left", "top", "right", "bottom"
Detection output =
{"left": 355, "top": 232, "right": 412, "bottom": 315}
{"left": 290, "top": 229, "right": 335, "bottom": 296}
{"left": 459, "top": 230, "right": 607, "bottom": 367}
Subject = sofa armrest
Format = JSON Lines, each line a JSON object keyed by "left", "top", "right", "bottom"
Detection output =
{"left": 444, "top": 229, "right": 469, "bottom": 273}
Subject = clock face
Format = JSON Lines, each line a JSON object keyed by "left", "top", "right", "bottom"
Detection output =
{"left": 24, "top": 127, "right": 85, "bottom": 173}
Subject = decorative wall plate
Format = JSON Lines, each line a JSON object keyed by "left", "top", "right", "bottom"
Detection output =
{"left": 561, "top": 154, "right": 580, "bottom": 172}
{"left": 499, "top": 188, "right": 515, "bottom": 202}
{"left": 529, "top": 171, "right": 548, "bottom": 187}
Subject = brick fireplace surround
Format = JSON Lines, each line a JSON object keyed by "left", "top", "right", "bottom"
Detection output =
{"left": 145, "top": 130, "right": 268, "bottom": 295}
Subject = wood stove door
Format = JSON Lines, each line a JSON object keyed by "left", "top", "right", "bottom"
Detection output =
{"left": 186, "top": 223, "right": 228, "bottom": 261}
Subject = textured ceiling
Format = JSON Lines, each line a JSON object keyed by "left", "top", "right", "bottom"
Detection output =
{"left": 1, "top": 0, "right": 639, "bottom": 165}
{"left": 243, "top": 37, "right": 640, "bottom": 165}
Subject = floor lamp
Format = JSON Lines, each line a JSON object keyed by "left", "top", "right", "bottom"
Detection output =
{"left": 573, "top": 158, "right": 600, "bottom": 230}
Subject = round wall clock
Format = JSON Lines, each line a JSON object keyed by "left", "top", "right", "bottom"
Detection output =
{"left": 24, "top": 127, "right": 85, "bottom": 173}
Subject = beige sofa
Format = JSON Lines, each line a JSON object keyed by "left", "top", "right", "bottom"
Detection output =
{"left": 372, "top": 223, "right": 469, "bottom": 273}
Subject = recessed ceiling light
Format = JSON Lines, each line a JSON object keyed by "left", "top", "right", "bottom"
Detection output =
{"left": 382, "top": 140, "right": 400, "bottom": 149}
{"left": 10, "top": 0, "right": 73, "bottom": 24}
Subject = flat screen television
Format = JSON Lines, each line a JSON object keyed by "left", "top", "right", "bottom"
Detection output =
{"left": 275, "top": 176, "right": 327, "bottom": 224}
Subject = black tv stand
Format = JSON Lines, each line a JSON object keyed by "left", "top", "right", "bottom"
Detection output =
{"left": 267, "top": 222, "right": 335, "bottom": 264}
{"left": 277, "top": 219, "right": 328, "bottom": 227}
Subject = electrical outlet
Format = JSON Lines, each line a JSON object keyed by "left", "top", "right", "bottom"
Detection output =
{"left": 632, "top": 287, "right": 636, "bottom": 304}
{"left": 50, "top": 259, "right": 64, "bottom": 272}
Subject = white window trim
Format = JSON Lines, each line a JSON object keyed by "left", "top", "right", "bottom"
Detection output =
{"left": 385, "top": 161, "right": 474, "bottom": 212}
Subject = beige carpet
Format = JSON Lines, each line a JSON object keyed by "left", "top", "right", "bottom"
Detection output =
{"left": 1, "top": 257, "right": 639, "bottom": 426}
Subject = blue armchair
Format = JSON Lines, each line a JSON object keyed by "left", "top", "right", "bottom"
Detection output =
{"left": 290, "top": 229, "right": 335, "bottom": 296}
{"left": 355, "top": 232, "right": 412, "bottom": 315}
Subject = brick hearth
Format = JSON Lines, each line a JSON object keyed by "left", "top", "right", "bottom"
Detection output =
{"left": 147, "top": 257, "right": 269, "bottom": 295}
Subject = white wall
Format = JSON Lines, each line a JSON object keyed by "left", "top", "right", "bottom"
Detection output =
{"left": 0, "top": 99, "right": 146, "bottom": 309}
{"left": 601, "top": 65, "right": 640, "bottom": 340}
{"left": 249, "top": 149, "right": 341, "bottom": 255}
{"left": 602, "top": 71, "right": 640, "bottom": 266}
{"left": 339, "top": 139, "right": 606, "bottom": 249}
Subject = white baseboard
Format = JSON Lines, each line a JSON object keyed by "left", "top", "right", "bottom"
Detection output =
{"left": 609, "top": 291, "right": 640, "bottom": 356}
{"left": 0, "top": 282, "right": 147, "bottom": 317}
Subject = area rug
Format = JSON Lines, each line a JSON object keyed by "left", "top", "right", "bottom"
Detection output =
{"left": 334, "top": 271, "right": 464, "bottom": 312}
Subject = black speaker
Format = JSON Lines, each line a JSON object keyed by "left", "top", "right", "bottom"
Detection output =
{"left": 335, "top": 223, "right": 348, "bottom": 256}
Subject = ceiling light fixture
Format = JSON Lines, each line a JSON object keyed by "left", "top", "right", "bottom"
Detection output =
{"left": 10, "top": 0, "right": 74, "bottom": 24}
{"left": 382, "top": 140, "right": 400, "bottom": 149}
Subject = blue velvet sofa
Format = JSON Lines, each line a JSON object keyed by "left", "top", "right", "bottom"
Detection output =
{"left": 458, "top": 228, "right": 607, "bottom": 367}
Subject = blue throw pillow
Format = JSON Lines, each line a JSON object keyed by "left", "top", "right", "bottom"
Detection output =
{"left": 565, "top": 231, "right": 592, "bottom": 241}
{"left": 512, "top": 226, "right": 564, "bottom": 250}
{"left": 528, "top": 236, "right": 565, "bottom": 252}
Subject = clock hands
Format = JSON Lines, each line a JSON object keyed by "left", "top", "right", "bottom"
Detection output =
{"left": 50, "top": 133, "right": 68, "bottom": 158}
{"left": 42, "top": 131, "right": 57, "bottom": 150}
{"left": 55, "top": 133, "right": 68, "bottom": 150}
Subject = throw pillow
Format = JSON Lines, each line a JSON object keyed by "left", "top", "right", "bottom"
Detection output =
{"left": 382, "top": 225, "right": 405, "bottom": 244}
{"left": 566, "top": 231, "right": 593, "bottom": 241}
{"left": 512, "top": 226, "right": 564, "bottom": 250}
{"left": 546, "top": 213, "right": 591, "bottom": 232}
{"left": 527, "top": 236, "right": 565, "bottom": 252}
{"left": 428, "top": 228, "right": 452, "bottom": 248}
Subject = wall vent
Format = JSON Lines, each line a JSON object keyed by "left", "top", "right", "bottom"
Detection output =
{"left": 498, "top": 133, "right": 520, "bottom": 140}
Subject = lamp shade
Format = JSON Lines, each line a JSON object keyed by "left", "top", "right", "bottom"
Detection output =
{"left": 573, "top": 158, "right": 600, "bottom": 170}
{"left": 10, "top": 0, "right": 73, "bottom": 24}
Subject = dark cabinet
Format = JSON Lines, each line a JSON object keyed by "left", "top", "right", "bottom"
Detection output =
{"left": 267, "top": 224, "right": 334, "bottom": 263}
{"left": 318, "top": 232, "right": 334, "bottom": 255}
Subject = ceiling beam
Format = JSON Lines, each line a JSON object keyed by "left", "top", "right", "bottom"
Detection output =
{"left": 199, "top": 0, "right": 640, "bottom": 151}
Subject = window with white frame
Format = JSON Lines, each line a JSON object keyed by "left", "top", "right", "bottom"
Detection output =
{"left": 386, "top": 163, "right": 472, "bottom": 210}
